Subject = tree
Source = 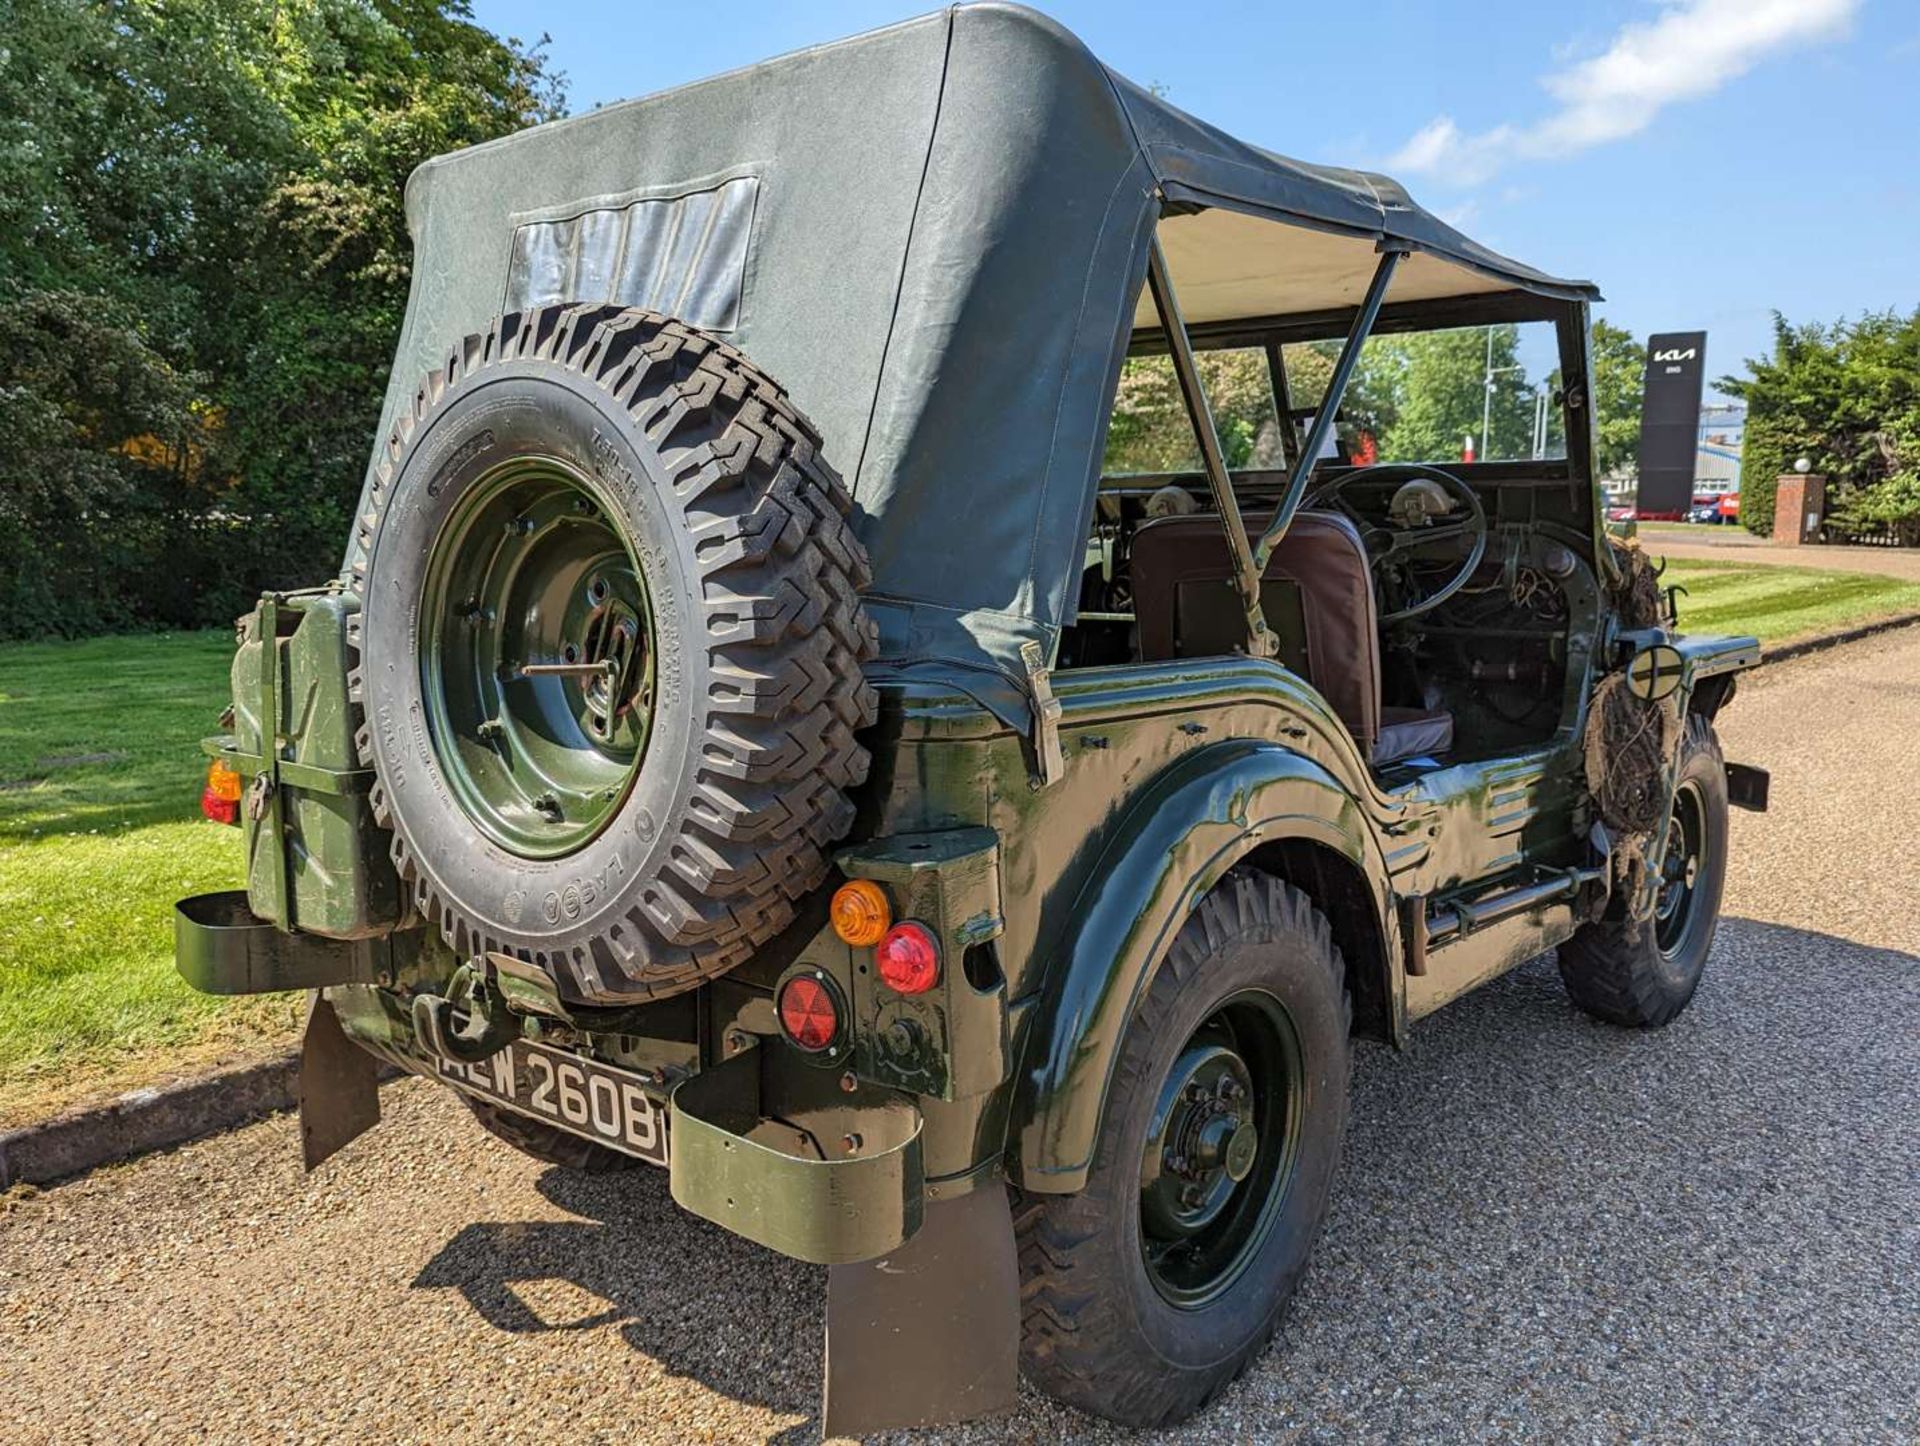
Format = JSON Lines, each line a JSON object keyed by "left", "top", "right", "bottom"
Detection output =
{"left": 1720, "top": 309, "right": 1920, "bottom": 538}
{"left": 0, "top": 0, "right": 563, "bottom": 638}
{"left": 1361, "top": 325, "right": 1533, "bottom": 464}
{"left": 1104, "top": 348, "right": 1284, "bottom": 474}
{"left": 1589, "top": 319, "right": 1644, "bottom": 481}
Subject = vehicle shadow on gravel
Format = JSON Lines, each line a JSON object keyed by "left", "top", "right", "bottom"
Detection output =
{"left": 409, "top": 915, "right": 1917, "bottom": 1441}
{"left": 412, "top": 1164, "right": 825, "bottom": 1424}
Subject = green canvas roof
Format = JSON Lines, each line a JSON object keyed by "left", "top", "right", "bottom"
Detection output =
{"left": 354, "top": 2, "right": 1597, "bottom": 695}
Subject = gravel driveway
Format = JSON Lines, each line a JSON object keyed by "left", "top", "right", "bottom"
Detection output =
{"left": 4, "top": 631, "right": 1917, "bottom": 1444}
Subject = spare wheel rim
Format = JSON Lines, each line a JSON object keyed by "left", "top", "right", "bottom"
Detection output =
{"left": 418, "top": 455, "right": 656, "bottom": 860}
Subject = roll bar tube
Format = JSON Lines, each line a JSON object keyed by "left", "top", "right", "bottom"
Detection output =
{"left": 1145, "top": 233, "right": 1277, "bottom": 660}
{"left": 1254, "top": 243, "right": 1407, "bottom": 573}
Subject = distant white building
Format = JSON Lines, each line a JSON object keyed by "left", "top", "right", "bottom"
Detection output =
{"left": 1599, "top": 403, "right": 1745, "bottom": 507}
{"left": 1694, "top": 403, "right": 1744, "bottom": 496}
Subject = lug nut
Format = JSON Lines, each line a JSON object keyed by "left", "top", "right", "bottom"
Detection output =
{"left": 842, "top": 1133, "right": 863, "bottom": 1156}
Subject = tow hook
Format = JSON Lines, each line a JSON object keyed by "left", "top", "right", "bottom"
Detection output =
{"left": 412, "top": 960, "right": 519, "bottom": 1064}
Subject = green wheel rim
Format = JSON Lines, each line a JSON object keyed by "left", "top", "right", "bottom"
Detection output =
{"left": 1139, "top": 989, "right": 1304, "bottom": 1309}
{"left": 1655, "top": 778, "right": 1707, "bottom": 958}
{"left": 418, "top": 456, "right": 656, "bottom": 860}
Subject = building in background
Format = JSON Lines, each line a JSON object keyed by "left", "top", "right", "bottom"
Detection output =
{"left": 1694, "top": 403, "right": 1744, "bottom": 496}
{"left": 1603, "top": 362, "right": 1745, "bottom": 515}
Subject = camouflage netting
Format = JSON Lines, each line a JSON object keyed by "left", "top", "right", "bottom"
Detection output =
{"left": 1583, "top": 672, "right": 1679, "bottom": 835}
{"left": 1606, "top": 538, "right": 1667, "bottom": 630}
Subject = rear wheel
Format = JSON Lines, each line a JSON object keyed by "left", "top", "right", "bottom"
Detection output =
{"left": 1016, "top": 874, "right": 1351, "bottom": 1426}
{"left": 1560, "top": 716, "right": 1728, "bottom": 1027}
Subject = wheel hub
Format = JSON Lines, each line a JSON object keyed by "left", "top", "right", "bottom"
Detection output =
{"left": 1138, "top": 992, "right": 1305, "bottom": 1308}
{"left": 419, "top": 458, "right": 656, "bottom": 860}
{"left": 1654, "top": 780, "right": 1707, "bottom": 954}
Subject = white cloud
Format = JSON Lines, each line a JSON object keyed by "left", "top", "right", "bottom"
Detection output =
{"left": 1388, "top": 0, "right": 1858, "bottom": 186}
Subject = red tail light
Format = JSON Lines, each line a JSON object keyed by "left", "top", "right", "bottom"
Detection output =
{"left": 876, "top": 921, "right": 940, "bottom": 995}
{"left": 201, "top": 759, "right": 243, "bottom": 826}
{"left": 778, "top": 974, "right": 840, "bottom": 1051}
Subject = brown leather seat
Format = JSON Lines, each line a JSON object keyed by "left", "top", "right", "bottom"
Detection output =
{"left": 1130, "top": 509, "right": 1452, "bottom": 765}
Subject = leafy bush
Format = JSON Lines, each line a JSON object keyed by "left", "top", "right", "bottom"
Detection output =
{"left": 0, "top": 0, "right": 563, "bottom": 639}
{"left": 1722, "top": 309, "right": 1920, "bottom": 539}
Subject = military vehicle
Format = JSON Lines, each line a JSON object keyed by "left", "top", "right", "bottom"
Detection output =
{"left": 174, "top": 4, "right": 1770, "bottom": 1431}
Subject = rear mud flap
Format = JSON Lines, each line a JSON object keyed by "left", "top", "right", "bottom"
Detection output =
{"left": 822, "top": 1180, "right": 1020, "bottom": 1434}
{"left": 298, "top": 994, "right": 381, "bottom": 1171}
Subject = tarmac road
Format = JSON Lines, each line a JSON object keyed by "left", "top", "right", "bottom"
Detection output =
{"left": 4, "top": 630, "right": 1918, "bottom": 1444}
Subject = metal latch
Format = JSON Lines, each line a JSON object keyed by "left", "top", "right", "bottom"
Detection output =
{"left": 1019, "top": 640, "right": 1065, "bottom": 790}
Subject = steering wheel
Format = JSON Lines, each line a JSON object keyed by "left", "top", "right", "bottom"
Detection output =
{"left": 1304, "top": 462, "right": 1488, "bottom": 623}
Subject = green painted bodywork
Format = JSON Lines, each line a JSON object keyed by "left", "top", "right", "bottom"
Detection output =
{"left": 178, "top": 580, "right": 1762, "bottom": 1229}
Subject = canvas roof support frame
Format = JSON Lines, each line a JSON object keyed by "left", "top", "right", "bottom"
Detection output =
{"left": 1144, "top": 227, "right": 1407, "bottom": 659}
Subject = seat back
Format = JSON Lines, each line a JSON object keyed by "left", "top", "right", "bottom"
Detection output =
{"left": 1130, "top": 509, "right": 1382, "bottom": 752}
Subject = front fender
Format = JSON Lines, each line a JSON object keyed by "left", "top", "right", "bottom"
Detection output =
{"left": 1010, "top": 738, "right": 1390, "bottom": 1192}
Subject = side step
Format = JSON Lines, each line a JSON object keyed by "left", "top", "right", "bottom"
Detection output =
{"left": 1403, "top": 866, "right": 1604, "bottom": 977}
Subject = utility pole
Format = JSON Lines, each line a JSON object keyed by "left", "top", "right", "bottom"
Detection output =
{"left": 1480, "top": 326, "right": 1524, "bottom": 462}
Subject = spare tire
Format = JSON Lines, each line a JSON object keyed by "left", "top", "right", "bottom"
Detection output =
{"left": 351, "top": 304, "right": 877, "bottom": 1002}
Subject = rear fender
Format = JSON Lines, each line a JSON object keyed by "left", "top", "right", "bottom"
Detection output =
{"left": 1011, "top": 739, "right": 1392, "bottom": 1193}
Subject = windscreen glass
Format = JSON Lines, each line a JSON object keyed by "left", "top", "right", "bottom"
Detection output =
{"left": 1282, "top": 321, "right": 1567, "bottom": 466}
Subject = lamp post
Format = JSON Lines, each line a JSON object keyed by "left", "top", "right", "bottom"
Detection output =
{"left": 1480, "top": 326, "right": 1525, "bottom": 462}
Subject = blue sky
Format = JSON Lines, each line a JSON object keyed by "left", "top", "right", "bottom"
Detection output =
{"left": 470, "top": 0, "right": 1918, "bottom": 397}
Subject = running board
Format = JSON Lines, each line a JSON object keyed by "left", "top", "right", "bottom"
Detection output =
{"left": 1427, "top": 866, "right": 1603, "bottom": 948}
{"left": 1403, "top": 867, "right": 1602, "bottom": 1020}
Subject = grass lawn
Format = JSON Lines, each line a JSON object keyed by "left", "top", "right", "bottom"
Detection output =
{"left": 1659, "top": 558, "right": 1920, "bottom": 645}
{"left": 0, "top": 632, "right": 300, "bottom": 1128}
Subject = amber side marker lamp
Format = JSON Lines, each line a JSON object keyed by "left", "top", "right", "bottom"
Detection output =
{"left": 830, "top": 879, "right": 891, "bottom": 946}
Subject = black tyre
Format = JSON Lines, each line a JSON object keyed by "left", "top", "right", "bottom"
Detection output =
{"left": 464, "top": 1097, "right": 643, "bottom": 1174}
{"left": 1560, "top": 716, "right": 1728, "bottom": 1027}
{"left": 351, "top": 304, "right": 877, "bottom": 1003}
{"left": 1016, "top": 873, "right": 1351, "bottom": 1427}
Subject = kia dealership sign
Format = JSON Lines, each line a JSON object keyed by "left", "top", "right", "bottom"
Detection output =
{"left": 1635, "top": 331, "right": 1708, "bottom": 518}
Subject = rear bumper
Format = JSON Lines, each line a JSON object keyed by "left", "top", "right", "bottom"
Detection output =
{"left": 178, "top": 891, "right": 940, "bottom": 1265}
{"left": 668, "top": 1047, "right": 925, "bottom": 1263}
{"left": 175, "top": 891, "right": 383, "bottom": 994}
{"left": 380, "top": 1028, "right": 929, "bottom": 1265}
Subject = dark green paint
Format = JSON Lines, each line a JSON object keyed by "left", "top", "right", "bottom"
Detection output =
{"left": 418, "top": 456, "right": 655, "bottom": 858}
{"left": 668, "top": 1044, "right": 926, "bottom": 1264}
{"left": 1139, "top": 990, "right": 1303, "bottom": 1308}
{"left": 224, "top": 587, "right": 403, "bottom": 939}
{"left": 176, "top": 891, "right": 402, "bottom": 994}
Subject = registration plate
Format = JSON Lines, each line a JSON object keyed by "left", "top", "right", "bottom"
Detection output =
{"left": 438, "top": 1041, "right": 669, "bottom": 1166}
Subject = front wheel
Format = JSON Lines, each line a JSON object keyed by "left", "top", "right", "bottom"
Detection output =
{"left": 1560, "top": 716, "right": 1729, "bottom": 1027}
{"left": 1016, "top": 873, "right": 1351, "bottom": 1426}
